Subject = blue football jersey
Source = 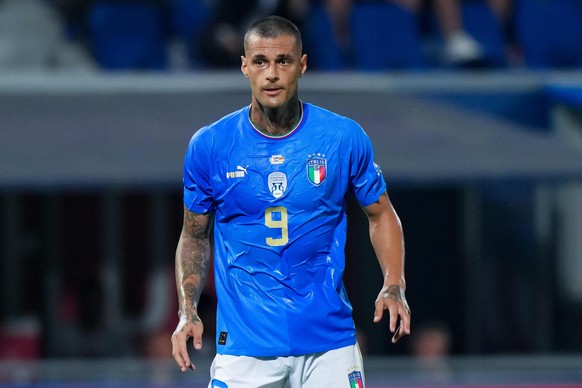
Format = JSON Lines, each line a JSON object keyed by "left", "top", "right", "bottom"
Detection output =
{"left": 183, "top": 102, "right": 386, "bottom": 357}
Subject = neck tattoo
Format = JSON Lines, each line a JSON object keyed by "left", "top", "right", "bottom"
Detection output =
{"left": 251, "top": 101, "right": 302, "bottom": 137}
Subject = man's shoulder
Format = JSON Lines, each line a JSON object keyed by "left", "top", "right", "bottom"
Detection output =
{"left": 191, "top": 106, "right": 247, "bottom": 139}
{"left": 206, "top": 106, "right": 248, "bottom": 131}
{"left": 305, "top": 102, "right": 361, "bottom": 128}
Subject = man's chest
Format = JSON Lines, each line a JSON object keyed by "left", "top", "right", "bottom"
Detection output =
{"left": 209, "top": 138, "right": 347, "bottom": 214}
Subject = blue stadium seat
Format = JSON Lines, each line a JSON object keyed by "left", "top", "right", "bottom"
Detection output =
{"left": 87, "top": 2, "right": 169, "bottom": 71}
{"left": 303, "top": 5, "right": 347, "bottom": 71}
{"left": 514, "top": 0, "right": 582, "bottom": 68}
{"left": 168, "top": 0, "right": 211, "bottom": 68}
{"left": 168, "top": 0, "right": 210, "bottom": 40}
{"left": 350, "top": 3, "right": 424, "bottom": 71}
{"left": 461, "top": 2, "right": 506, "bottom": 67}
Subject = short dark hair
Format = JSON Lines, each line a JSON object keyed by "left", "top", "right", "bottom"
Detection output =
{"left": 244, "top": 15, "right": 302, "bottom": 53}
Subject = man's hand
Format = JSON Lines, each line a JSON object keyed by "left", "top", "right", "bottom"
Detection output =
{"left": 373, "top": 284, "right": 411, "bottom": 343}
{"left": 171, "top": 316, "right": 204, "bottom": 372}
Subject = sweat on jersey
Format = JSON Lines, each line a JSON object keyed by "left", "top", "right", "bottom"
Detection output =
{"left": 183, "top": 102, "right": 386, "bottom": 357}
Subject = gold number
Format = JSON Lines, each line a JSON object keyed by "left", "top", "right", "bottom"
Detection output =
{"left": 265, "top": 206, "right": 288, "bottom": 246}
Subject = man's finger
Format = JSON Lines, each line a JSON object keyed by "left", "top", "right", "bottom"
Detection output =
{"left": 389, "top": 307, "right": 399, "bottom": 333}
{"left": 401, "top": 310, "right": 412, "bottom": 335}
{"left": 171, "top": 333, "right": 193, "bottom": 372}
{"left": 373, "top": 300, "right": 384, "bottom": 323}
{"left": 193, "top": 331, "right": 203, "bottom": 350}
{"left": 392, "top": 307, "right": 412, "bottom": 343}
{"left": 391, "top": 319, "right": 402, "bottom": 343}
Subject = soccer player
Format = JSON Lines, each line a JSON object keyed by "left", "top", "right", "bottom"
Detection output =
{"left": 171, "top": 15, "right": 411, "bottom": 387}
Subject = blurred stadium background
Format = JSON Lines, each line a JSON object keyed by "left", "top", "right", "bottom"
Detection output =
{"left": 2, "top": 0, "right": 582, "bottom": 386}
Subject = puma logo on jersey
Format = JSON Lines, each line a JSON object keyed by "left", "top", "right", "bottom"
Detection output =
{"left": 226, "top": 166, "right": 247, "bottom": 179}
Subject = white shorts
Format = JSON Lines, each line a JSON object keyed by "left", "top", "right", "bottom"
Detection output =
{"left": 208, "top": 344, "right": 365, "bottom": 388}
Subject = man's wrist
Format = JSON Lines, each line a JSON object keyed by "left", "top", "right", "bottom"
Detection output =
{"left": 384, "top": 274, "right": 406, "bottom": 289}
{"left": 178, "top": 306, "right": 199, "bottom": 321}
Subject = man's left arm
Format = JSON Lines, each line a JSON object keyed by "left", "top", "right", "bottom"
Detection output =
{"left": 363, "top": 191, "right": 411, "bottom": 343}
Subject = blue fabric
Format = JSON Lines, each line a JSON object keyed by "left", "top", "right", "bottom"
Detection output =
{"left": 183, "top": 102, "right": 386, "bottom": 356}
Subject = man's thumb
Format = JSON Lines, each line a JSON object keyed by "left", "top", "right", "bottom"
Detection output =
{"left": 193, "top": 333, "right": 203, "bottom": 350}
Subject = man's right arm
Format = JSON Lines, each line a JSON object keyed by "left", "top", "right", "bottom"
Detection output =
{"left": 171, "top": 205, "right": 212, "bottom": 372}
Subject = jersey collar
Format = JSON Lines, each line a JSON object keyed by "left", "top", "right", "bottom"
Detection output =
{"left": 247, "top": 101, "right": 304, "bottom": 139}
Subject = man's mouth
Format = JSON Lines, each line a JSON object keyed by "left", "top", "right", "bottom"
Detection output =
{"left": 263, "top": 87, "right": 283, "bottom": 96}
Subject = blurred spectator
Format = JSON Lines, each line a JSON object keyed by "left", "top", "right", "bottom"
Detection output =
{"left": 409, "top": 320, "right": 453, "bottom": 382}
{"left": 7, "top": 0, "right": 519, "bottom": 71}
{"left": 197, "top": 0, "right": 309, "bottom": 68}
{"left": 293, "top": 0, "right": 354, "bottom": 70}
{"left": 393, "top": 0, "right": 512, "bottom": 66}
{"left": 0, "top": 316, "right": 41, "bottom": 360}
{"left": 306, "top": 0, "right": 511, "bottom": 70}
{"left": 320, "top": 0, "right": 354, "bottom": 55}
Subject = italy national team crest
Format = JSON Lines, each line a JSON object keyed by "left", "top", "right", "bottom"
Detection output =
{"left": 268, "top": 171, "right": 287, "bottom": 199}
{"left": 306, "top": 154, "right": 327, "bottom": 186}
{"left": 348, "top": 371, "right": 363, "bottom": 388}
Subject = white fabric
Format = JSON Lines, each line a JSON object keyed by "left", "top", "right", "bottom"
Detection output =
{"left": 209, "top": 344, "right": 365, "bottom": 387}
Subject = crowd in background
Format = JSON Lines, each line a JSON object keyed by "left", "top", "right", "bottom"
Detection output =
{"left": 2, "top": 0, "right": 582, "bottom": 73}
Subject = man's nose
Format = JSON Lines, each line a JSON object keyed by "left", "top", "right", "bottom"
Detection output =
{"left": 266, "top": 63, "right": 279, "bottom": 81}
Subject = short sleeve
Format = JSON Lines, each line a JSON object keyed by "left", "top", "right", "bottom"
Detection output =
{"left": 183, "top": 129, "right": 214, "bottom": 214}
{"left": 349, "top": 125, "right": 386, "bottom": 207}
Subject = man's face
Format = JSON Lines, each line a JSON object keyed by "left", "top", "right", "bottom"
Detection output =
{"left": 241, "top": 33, "right": 307, "bottom": 109}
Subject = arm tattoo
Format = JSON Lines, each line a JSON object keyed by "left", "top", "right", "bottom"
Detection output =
{"left": 176, "top": 208, "right": 212, "bottom": 320}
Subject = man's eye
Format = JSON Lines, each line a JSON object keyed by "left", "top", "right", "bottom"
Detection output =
{"left": 255, "top": 60, "right": 264, "bottom": 65}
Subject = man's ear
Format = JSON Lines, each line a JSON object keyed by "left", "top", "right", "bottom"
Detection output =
{"left": 241, "top": 56, "right": 248, "bottom": 78}
{"left": 299, "top": 54, "right": 308, "bottom": 77}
